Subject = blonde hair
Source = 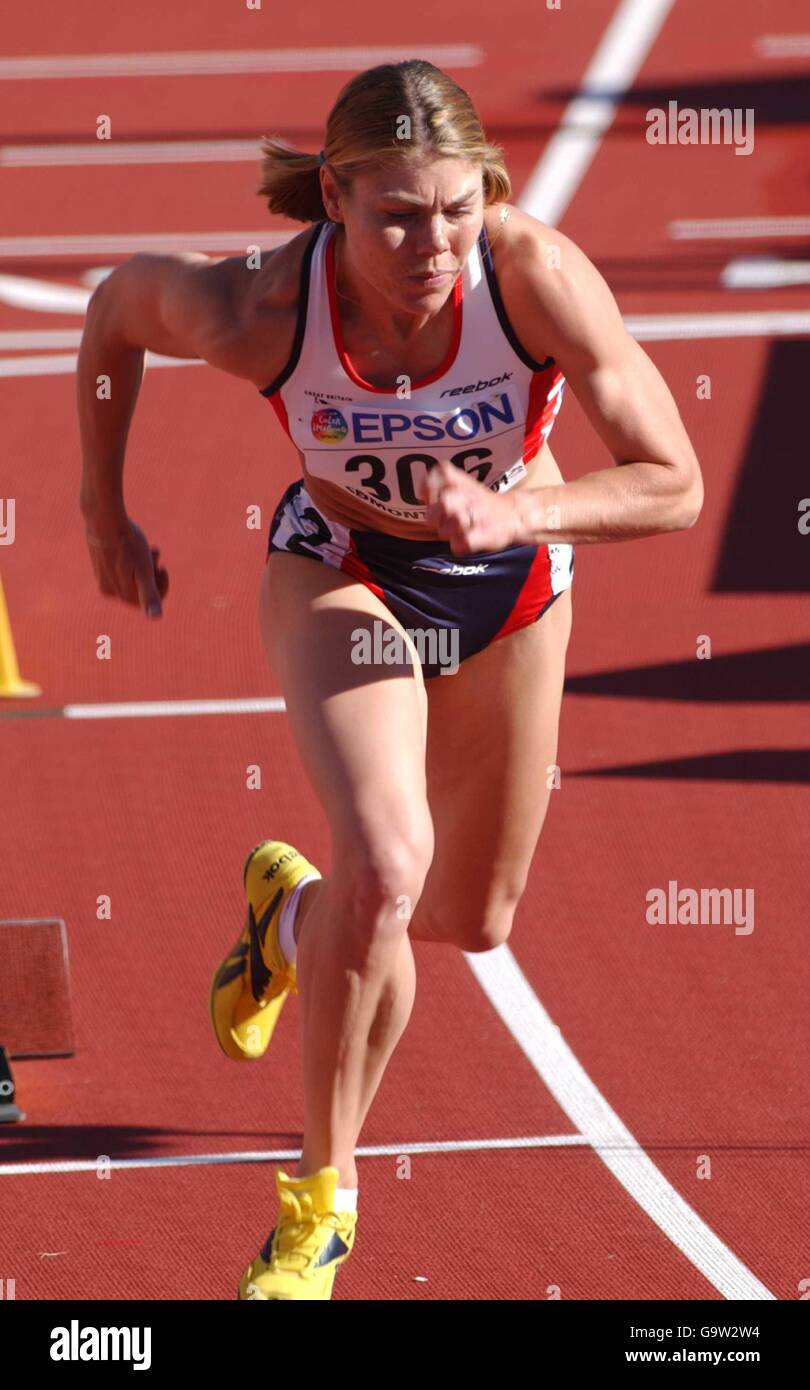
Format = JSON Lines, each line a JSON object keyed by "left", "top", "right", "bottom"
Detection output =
{"left": 257, "top": 59, "right": 511, "bottom": 223}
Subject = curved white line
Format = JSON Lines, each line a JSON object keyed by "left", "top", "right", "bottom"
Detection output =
{"left": 466, "top": 948, "right": 776, "bottom": 1300}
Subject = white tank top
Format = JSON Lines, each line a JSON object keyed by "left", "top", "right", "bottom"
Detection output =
{"left": 260, "top": 218, "right": 565, "bottom": 530}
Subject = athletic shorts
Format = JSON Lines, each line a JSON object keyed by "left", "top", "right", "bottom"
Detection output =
{"left": 267, "top": 478, "right": 574, "bottom": 679}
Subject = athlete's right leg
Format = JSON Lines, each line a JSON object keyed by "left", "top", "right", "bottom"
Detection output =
{"left": 258, "top": 551, "right": 434, "bottom": 1190}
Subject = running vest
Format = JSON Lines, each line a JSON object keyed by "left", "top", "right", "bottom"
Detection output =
{"left": 260, "top": 218, "right": 565, "bottom": 530}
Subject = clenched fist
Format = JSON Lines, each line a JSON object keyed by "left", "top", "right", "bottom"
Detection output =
{"left": 417, "top": 459, "right": 522, "bottom": 556}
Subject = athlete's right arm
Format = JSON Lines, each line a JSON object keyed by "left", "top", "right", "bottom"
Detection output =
{"left": 76, "top": 252, "right": 246, "bottom": 617}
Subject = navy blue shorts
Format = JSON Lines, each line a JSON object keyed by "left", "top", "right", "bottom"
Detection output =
{"left": 267, "top": 478, "right": 574, "bottom": 678}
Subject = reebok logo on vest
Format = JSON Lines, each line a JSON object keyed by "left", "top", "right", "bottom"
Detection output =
{"left": 439, "top": 372, "right": 513, "bottom": 397}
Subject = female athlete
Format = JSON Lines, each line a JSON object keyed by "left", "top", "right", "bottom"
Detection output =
{"left": 77, "top": 60, "right": 703, "bottom": 1301}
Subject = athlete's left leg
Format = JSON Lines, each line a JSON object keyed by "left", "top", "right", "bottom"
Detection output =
{"left": 407, "top": 586, "right": 573, "bottom": 951}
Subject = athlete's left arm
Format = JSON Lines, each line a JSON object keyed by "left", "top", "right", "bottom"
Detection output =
{"left": 506, "top": 224, "right": 704, "bottom": 544}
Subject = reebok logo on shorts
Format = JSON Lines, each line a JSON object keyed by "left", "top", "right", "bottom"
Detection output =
{"left": 412, "top": 561, "right": 489, "bottom": 575}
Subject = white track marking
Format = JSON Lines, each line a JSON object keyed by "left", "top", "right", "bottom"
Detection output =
{"left": 0, "top": 45, "right": 483, "bottom": 81}
{"left": 82, "top": 267, "right": 115, "bottom": 288}
{"left": 4, "top": 312, "right": 807, "bottom": 378}
{"left": 0, "top": 352, "right": 201, "bottom": 378}
{"left": 670, "top": 216, "right": 810, "bottom": 239}
{"left": 521, "top": 0, "right": 676, "bottom": 226}
{"left": 625, "top": 310, "right": 810, "bottom": 339}
{"left": 63, "top": 698, "right": 287, "bottom": 719}
{"left": 0, "top": 1133, "right": 586, "bottom": 1177}
{"left": 0, "top": 272, "right": 90, "bottom": 313}
{"left": 0, "top": 329, "right": 83, "bottom": 349}
{"left": 721, "top": 257, "right": 810, "bottom": 289}
{"left": 755, "top": 34, "right": 810, "bottom": 57}
{"left": 1, "top": 139, "right": 266, "bottom": 168}
{"left": 465, "top": 949, "right": 776, "bottom": 1300}
{"left": 0, "top": 231, "right": 291, "bottom": 258}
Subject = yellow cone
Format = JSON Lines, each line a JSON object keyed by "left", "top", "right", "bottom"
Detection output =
{"left": 0, "top": 577, "right": 41, "bottom": 698}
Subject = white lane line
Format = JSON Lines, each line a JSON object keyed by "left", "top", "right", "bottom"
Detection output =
{"left": 465, "top": 949, "right": 776, "bottom": 1300}
{"left": 0, "top": 352, "right": 201, "bottom": 378}
{"left": 0, "top": 329, "right": 83, "bottom": 349}
{"left": 82, "top": 266, "right": 115, "bottom": 288}
{"left": 625, "top": 310, "right": 810, "bottom": 339}
{"left": 755, "top": 34, "right": 810, "bottom": 58}
{"left": 63, "top": 698, "right": 287, "bottom": 719}
{"left": 4, "top": 311, "right": 807, "bottom": 375}
{"left": 1, "top": 139, "right": 265, "bottom": 168}
{"left": 0, "top": 45, "right": 483, "bottom": 81}
{"left": 521, "top": 0, "right": 676, "bottom": 226}
{"left": 0, "top": 231, "right": 291, "bottom": 258}
{"left": 721, "top": 257, "right": 810, "bottom": 290}
{"left": 0, "top": 1132, "right": 586, "bottom": 1177}
{"left": 670, "top": 216, "right": 810, "bottom": 239}
{"left": 0, "top": 272, "right": 90, "bottom": 313}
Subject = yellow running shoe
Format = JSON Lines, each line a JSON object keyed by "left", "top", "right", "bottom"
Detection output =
{"left": 209, "top": 841, "right": 321, "bottom": 1062}
{"left": 238, "top": 1167, "right": 357, "bottom": 1301}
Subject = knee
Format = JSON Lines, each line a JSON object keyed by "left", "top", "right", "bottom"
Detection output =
{"left": 334, "top": 818, "right": 434, "bottom": 950}
{"left": 457, "top": 900, "right": 518, "bottom": 953}
{"left": 415, "top": 895, "right": 519, "bottom": 953}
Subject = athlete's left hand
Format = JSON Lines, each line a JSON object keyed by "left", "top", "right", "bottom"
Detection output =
{"left": 418, "top": 460, "right": 521, "bottom": 556}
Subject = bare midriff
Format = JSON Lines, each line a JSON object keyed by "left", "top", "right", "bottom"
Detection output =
{"left": 300, "top": 439, "right": 564, "bottom": 541}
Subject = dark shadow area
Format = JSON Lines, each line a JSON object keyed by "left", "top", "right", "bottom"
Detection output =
{"left": 545, "top": 73, "right": 810, "bottom": 127}
{"left": 713, "top": 340, "right": 810, "bottom": 592}
{"left": 0, "top": 1123, "right": 302, "bottom": 1162}
{"left": 570, "top": 749, "right": 810, "bottom": 783}
{"left": 565, "top": 643, "right": 810, "bottom": 702}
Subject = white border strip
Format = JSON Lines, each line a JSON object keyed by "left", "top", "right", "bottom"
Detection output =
{"left": 0, "top": 45, "right": 484, "bottom": 81}
{"left": 0, "top": 231, "right": 291, "bottom": 258}
{"left": 466, "top": 948, "right": 776, "bottom": 1299}
{"left": 721, "top": 257, "right": 810, "bottom": 290}
{"left": 625, "top": 310, "right": 810, "bottom": 339}
{"left": 755, "top": 34, "right": 810, "bottom": 58}
{"left": 0, "top": 272, "right": 90, "bottom": 313}
{"left": 63, "top": 698, "right": 287, "bottom": 719}
{"left": 0, "top": 1132, "right": 586, "bottom": 1176}
{"left": 670, "top": 217, "right": 810, "bottom": 240}
{"left": 1, "top": 139, "right": 265, "bottom": 169}
{"left": 0, "top": 352, "right": 201, "bottom": 378}
{"left": 0, "top": 329, "right": 84, "bottom": 349}
{"left": 521, "top": 0, "right": 676, "bottom": 226}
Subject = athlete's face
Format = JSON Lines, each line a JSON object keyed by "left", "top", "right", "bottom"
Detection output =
{"left": 335, "top": 156, "right": 485, "bottom": 311}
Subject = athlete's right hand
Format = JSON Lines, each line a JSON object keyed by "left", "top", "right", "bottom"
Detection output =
{"left": 84, "top": 516, "right": 169, "bottom": 618}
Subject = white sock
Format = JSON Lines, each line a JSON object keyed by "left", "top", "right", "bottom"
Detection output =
{"left": 333, "top": 1186, "right": 358, "bottom": 1213}
{"left": 277, "top": 873, "right": 320, "bottom": 964}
